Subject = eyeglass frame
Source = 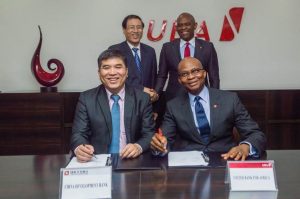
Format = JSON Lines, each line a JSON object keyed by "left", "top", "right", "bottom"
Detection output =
{"left": 178, "top": 68, "right": 206, "bottom": 78}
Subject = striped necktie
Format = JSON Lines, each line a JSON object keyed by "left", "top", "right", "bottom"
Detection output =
{"left": 132, "top": 47, "right": 142, "bottom": 73}
{"left": 194, "top": 96, "right": 210, "bottom": 144}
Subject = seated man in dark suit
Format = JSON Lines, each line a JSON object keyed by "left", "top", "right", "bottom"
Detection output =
{"left": 71, "top": 49, "right": 155, "bottom": 162}
{"left": 108, "top": 15, "right": 158, "bottom": 103}
{"left": 151, "top": 57, "right": 266, "bottom": 160}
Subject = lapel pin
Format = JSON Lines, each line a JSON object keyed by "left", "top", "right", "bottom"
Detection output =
{"left": 213, "top": 104, "right": 218, "bottom": 108}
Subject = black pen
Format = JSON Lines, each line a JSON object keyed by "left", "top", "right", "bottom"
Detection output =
{"left": 201, "top": 152, "right": 209, "bottom": 163}
{"left": 83, "top": 144, "right": 97, "bottom": 159}
{"left": 106, "top": 156, "right": 111, "bottom": 166}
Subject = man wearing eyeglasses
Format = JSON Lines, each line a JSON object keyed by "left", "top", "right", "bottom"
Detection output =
{"left": 151, "top": 57, "right": 266, "bottom": 160}
{"left": 109, "top": 15, "right": 158, "bottom": 103}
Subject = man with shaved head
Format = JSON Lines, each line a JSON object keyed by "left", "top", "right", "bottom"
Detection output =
{"left": 151, "top": 57, "right": 266, "bottom": 160}
{"left": 155, "top": 12, "right": 220, "bottom": 102}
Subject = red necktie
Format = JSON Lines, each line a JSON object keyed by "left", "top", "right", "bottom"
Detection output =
{"left": 184, "top": 42, "right": 190, "bottom": 57}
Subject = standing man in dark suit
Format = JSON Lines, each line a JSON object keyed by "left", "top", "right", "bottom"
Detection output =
{"left": 155, "top": 12, "right": 220, "bottom": 101}
{"left": 71, "top": 49, "right": 155, "bottom": 162}
{"left": 109, "top": 15, "right": 158, "bottom": 103}
{"left": 151, "top": 57, "right": 266, "bottom": 160}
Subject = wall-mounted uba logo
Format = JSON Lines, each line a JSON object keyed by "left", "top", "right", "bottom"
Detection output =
{"left": 147, "top": 7, "right": 244, "bottom": 42}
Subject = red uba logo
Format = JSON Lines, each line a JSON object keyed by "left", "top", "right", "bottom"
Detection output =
{"left": 219, "top": 7, "right": 244, "bottom": 41}
{"left": 147, "top": 7, "right": 244, "bottom": 42}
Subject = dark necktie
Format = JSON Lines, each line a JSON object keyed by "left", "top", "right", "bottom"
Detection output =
{"left": 132, "top": 47, "right": 142, "bottom": 73}
{"left": 184, "top": 42, "right": 191, "bottom": 57}
{"left": 194, "top": 96, "right": 210, "bottom": 144}
{"left": 109, "top": 94, "right": 120, "bottom": 153}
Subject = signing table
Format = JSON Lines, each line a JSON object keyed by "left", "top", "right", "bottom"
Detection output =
{"left": 0, "top": 150, "right": 299, "bottom": 199}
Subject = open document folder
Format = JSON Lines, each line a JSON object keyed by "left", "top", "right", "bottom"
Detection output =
{"left": 66, "top": 154, "right": 111, "bottom": 168}
{"left": 168, "top": 151, "right": 209, "bottom": 167}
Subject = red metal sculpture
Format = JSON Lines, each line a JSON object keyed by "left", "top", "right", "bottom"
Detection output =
{"left": 31, "top": 26, "right": 65, "bottom": 92}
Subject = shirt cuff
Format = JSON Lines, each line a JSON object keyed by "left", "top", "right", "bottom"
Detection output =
{"left": 240, "top": 141, "right": 259, "bottom": 157}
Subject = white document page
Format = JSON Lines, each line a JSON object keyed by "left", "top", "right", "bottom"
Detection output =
{"left": 168, "top": 151, "right": 209, "bottom": 167}
{"left": 66, "top": 154, "right": 111, "bottom": 168}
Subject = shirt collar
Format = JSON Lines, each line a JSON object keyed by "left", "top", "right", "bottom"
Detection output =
{"left": 127, "top": 41, "right": 141, "bottom": 51}
{"left": 105, "top": 86, "right": 125, "bottom": 101}
{"left": 180, "top": 37, "right": 195, "bottom": 48}
{"left": 188, "top": 85, "right": 209, "bottom": 104}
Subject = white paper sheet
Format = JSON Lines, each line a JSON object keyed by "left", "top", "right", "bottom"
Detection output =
{"left": 66, "top": 154, "right": 111, "bottom": 168}
{"left": 168, "top": 151, "right": 209, "bottom": 167}
{"left": 60, "top": 166, "right": 112, "bottom": 199}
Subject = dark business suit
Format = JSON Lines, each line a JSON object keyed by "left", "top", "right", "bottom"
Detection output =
{"left": 71, "top": 84, "right": 155, "bottom": 154}
{"left": 109, "top": 41, "right": 157, "bottom": 90}
{"left": 155, "top": 38, "right": 220, "bottom": 101}
{"left": 161, "top": 88, "right": 266, "bottom": 155}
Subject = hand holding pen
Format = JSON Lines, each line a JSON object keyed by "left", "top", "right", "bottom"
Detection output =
{"left": 75, "top": 144, "right": 97, "bottom": 162}
{"left": 150, "top": 128, "right": 168, "bottom": 153}
{"left": 83, "top": 144, "right": 97, "bottom": 159}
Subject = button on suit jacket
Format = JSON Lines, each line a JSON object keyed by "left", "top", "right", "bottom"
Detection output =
{"left": 71, "top": 84, "right": 155, "bottom": 154}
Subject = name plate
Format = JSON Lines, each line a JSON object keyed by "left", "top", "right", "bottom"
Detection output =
{"left": 226, "top": 161, "right": 278, "bottom": 191}
{"left": 59, "top": 166, "right": 112, "bottom": 199}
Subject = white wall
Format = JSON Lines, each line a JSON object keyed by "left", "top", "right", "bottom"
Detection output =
{"left": 1, "top": 0, "right": 300, "bottom": 92}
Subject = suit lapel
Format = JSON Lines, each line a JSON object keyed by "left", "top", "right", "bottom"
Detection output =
{"left": 180, "top": 94, "right": 203, "bottom": 143}
{"left": 208, "top": 88, "right": 220, "bottom": 137}
{"left": 97, "top": 86, "right": 112, "bottom": 135}
{"left": 194, "top": 38, "right": 203, "bottom": 59}
{"left": 140, "top": 44, "right": 147, "bottom": 79}
{"left": 172, "top": 39, "right": 182, "bottom": 62}
{"left": 123, "top": 42, "right": 136, "bottom": 66}
{"left": 124, "top": 86, "right": 134, "bottom": 143}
